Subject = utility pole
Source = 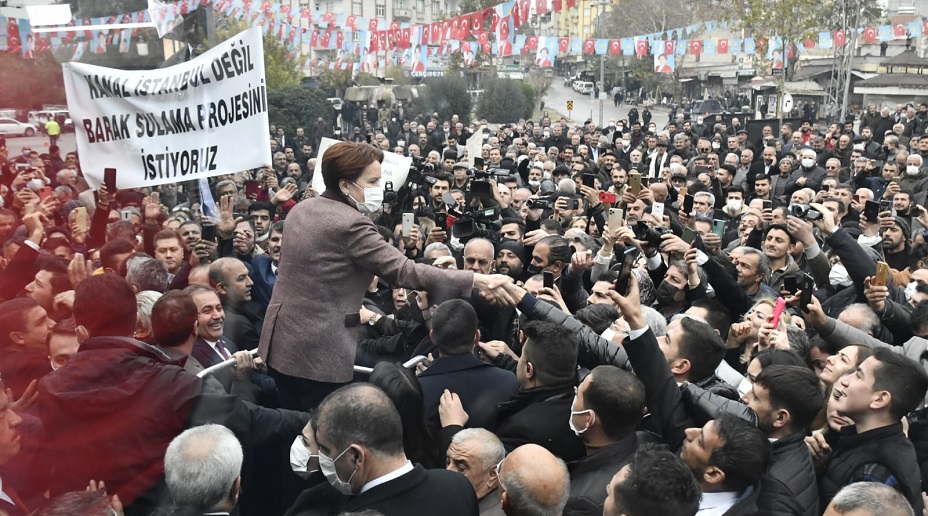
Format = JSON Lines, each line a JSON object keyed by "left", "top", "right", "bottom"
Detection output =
{"left": 599, "top": 53, "right": 605, "bottom": 127}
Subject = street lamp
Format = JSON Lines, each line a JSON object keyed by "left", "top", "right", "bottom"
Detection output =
{"left": 591, "top": 0, "right": 609, "bottom": 126}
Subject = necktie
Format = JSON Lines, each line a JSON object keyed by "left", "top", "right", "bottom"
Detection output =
{"left": 216, "top": 341, "right": 232, "bottom": 360}
{"left": 6, "top": 485, "right": 28, "bottom": 515}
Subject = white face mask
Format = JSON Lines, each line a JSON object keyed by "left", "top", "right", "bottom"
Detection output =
{"left": 621, "top": 139, "right": 630, "bottom": 147}
{"left": 289, "top": 435, "right": 318, "bottom": 479}
{"left": 853, "top": 144, "right": 865, "bottom": 152}
{"left": 347, "top": 182, "right": 384, "bottom": 214}
{"left": 319, "top": 447, "right": 357, "bottom": 495}
{"left": 905, "top": 281, "right": 918, "bottom": 302}
{"left": 907, "top": 165, "right": 920, "bottom": 176}
{"left": 528, "top": 180, "right": 540, "bottom": 188}
{"left": 801, "top": 158, "right": 815, "bottom": 168}
{"left": 568, "top": 395, "right": 595, "bottom": 436}
{"left": 712, "top": 142, "right": 721, "bottom": 150}
{"left": 726, "top": 199, "right": 743, "bottom": 212}
{"left": 737, "top": 376, "right": 753, "bottom": 398}
{"left": 829, "top": 264, "right": 852, "bottom": 288}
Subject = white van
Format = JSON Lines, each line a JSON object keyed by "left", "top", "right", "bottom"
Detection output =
{"left": 575, "top": 81, "right": 594, "bottom": 95}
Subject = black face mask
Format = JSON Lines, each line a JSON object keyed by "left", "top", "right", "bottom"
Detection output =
{"left": 655, "top": 281, "right": 681, "bottom": 306}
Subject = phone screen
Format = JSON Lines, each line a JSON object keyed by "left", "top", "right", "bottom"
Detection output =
{"left": 681, "top": 227, "right": 697, "bottom": 245}
{"left": 683, "top": 194, "right": 695, "bottom": 214}
{"left": 614, "top": 248, "right": 639, "bottom": 296}
{"left": 104, "top": 168, "right": 117, "bottom": 192}
{"left": 543, "top": 271, "right": 554, "bottom": 289}
{"left": 864, "top": 200, "right": 880, "bottom": 223}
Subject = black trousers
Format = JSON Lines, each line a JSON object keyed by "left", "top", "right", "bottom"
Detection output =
{"left": 269, "top": 367, "right": 345, "bottom": 412}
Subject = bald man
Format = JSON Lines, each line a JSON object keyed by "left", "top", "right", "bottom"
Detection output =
{"left": 463, "top": 238, "right": 496, "bottom": 274}
{"left": 498, "top": 444, "right": 569, "bottom": 516}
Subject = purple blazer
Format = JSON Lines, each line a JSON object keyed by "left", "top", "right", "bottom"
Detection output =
{"left": 258, "top": 194, "right": 474, "bottom": 383}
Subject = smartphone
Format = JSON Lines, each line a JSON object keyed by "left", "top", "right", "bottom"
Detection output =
{"left": 569, "top": 198, "right": 580, "bottom": 210}
{"left": 104, "top": 167, "right": 117, "bottom": 192}
{"left": 38, "top": 186, "right": 54, "bottom": 200}
{"left": 769, "top": 297, "right": 787, "bottom": 329}
{"left": 245, "top": 180, "right": 261, "bottom": 197}
{"left": 783, "top": 276, "right": 798, "bottom": 296}
{"left": 683, "top": 194, "right": 695, "bottom": 214}
{"left": 652, "top": 202, "right": 665, "bottom": 220}
{"left": 712, "top": 219, "right": 726, "bottom": 238}
{"left": 762, "top": 200, "right": 773, "bottom": 211}
{"left": 823, "top": 184, "right": 831, "bottom": 192}
{"left": 799, "top": 274, "right": 813, "bottom": 313}
{"left": 852, "top": 194, "right": 861, "bottom": 204}
{"left": 628, "top": 172, "right": 642, "bottom": 195}
{"left": 582, "top": 173, "right": 596, "bottom": 189}
{"left": 879, "top": 199, "right": 893, "bottom": 213}
{"left": 365, "top": 133, "right": 372, "bottom": 143}
{"left": 678, "top": 187, "right": 688, "bottom": 199}
{"left": 435, "top": 213, "right": 448, "bottom": 230}
{"left": 543, "top": 271, "right": 554, "bottom": 289}
{"left": 73, "top": 206, "right": 88, "bottom": 233}
{"left": 402, "top": 212, "right": 414, "bottom": 237}
{"left": 681, "top": 227, "right": 697, "bottom": 245}
{"left": 614, "top": 248, "right": 640, "bottom": 296}
{"left": 608, "top": 208, "right": 624, "bottom": 230}
{"left": 120, "top": 209, "right": 133, "bottom": 221}
{"left": 640, "top": 176, "right": 651, "bottom": 188}
{"left": 872, "top": 261, "right": 890, "bottom": 287}
{"left": 474, "top": 157, "right": 485, "bottom": 169}
{"left": 599, "top": 192, "right": 617, "bottom": 203}
{"left": 201, "top": 224, "right": 217, "bottom": 242}
{"left": 864, "top": 200, "right": 880, "bottom": 223}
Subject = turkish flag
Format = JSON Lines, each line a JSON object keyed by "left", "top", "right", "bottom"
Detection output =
{"left": 664, "top": 40, "right": 674, "bottom": 56}
{"left": 609, "top": 39, "right": 621, "bottom": 55}
{"left": 718, "top": 38, "right": 729, "bottom": 53}
{"left": 390, "top": 21, "right": 399, "bottom": 31}
{"left": 471, "top": 12, "right": 483, "bottom": 33}
{"left": 483, "top": 42, "right": 492, "bottom": 53}
{"left": 787, "top": 42, "right": 795, "bottom": 59}
{"left": 451, "top": 18, "right": 461, "bottom": 39}
{"left": 321, "top": 31, "right": 331, "bottom": 47}
{"left": 803, "top": 37, "right": 815, "bottom": 48}
{"left": 479, "top": 32, "right": 489, "bottom": 45}
{"left": 863, "top": 27, "right": 877, "bottom": 42}
{"left": 337, "top": 31, "right": 344, "bottom": 48}
{"left": 378, "top": 31, "right": 387, "bottom": 49}
{"left": 369, "top": 18, "right": 378, "bottom": 31}
{"left": 402, "top": 28, "right": 411, "bottom": 47}
{"left": 323, "top": 11, "right": 334, "bottom": 22}
{"left": 519, "top": 0, "right": 531, "bottom": 25}
{"left": 300, "top": 7, "right": 311, "bottom": 18}
{"left": 635, "top": 40, "right": 648, "bottom": 57}
{"left": 536, "top": 0, "right": 548, "bottom": 15}
{"left": 310, "top": 29, "right": 319, "bottom": 47}
{"left": 834, "top": 30, "right": 846, "bottom": 46}
{"left": 553, "top": 0, "right": 562, "bottom": 11}
{"left": 565, "top": 0, "right": 576, "bottom": 9}
{"left": 431, "top": 22, "right": 441, "bottom": 44}
{"left": 491, "top": 11, "right": 500, "bottom": 31}
{"left": 895, "top": 23, "right": 906, "bottom": 36}
{"left": 559, "top": 38, "right": 569, "bottom": 52}
{"left": 584, "top": 38, "right": 595, "bottom": 54}
{"left": 441, "top": 20, "right": 450, "bottom": 40}
{"left": 526, "top": 35, "right": 538, "bottom": 49}
{"left": 689, "top": 39, "right": 702, "bottom": 54}
{"left": 346, "top": 15, "right": 356, "bottom": 30}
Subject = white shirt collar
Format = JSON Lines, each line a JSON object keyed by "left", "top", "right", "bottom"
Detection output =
{"left": 0, "top": 476, "right": 13, "bottom": 506}
{"left": 697, "top": 490, "right": 740, "bottom": 515}
{"left": 360, "top": 461, "right": 414, "bottom": 494}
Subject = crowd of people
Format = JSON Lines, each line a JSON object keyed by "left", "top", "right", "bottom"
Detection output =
{"left": 2, "top": 97, "right": 928, "bottom": 516}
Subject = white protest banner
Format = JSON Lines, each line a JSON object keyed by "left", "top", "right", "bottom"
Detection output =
{"left": 465, "top": 131, "right": 483, "bottom": 167}
{"left": 62, "top": 27, "right": 270, "bottom": 190}
{"left": 311, "top": 137, "right": 412, "bottom": 194}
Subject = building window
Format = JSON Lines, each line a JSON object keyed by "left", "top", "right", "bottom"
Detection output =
{"left": 352, "top": 0, "right": 363, "bottom": 14}
{"left": 417, "top": 0, "right": 425, "bottom": 12}
{"left": 432, "top": 0, "right": 441, "bottom": 14}
{"left": 376, "top": 2, "right": 386, "bottom": 17}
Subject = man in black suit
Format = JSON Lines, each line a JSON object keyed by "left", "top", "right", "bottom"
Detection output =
{"left": 164, "top": 424, "right": 243, "bottom": 515}
{"left": 286, "top": 384, "right": 479, "bottom": 516}
{"left": 418, "top": 300, "right": 519, "bottom": 432}
{"left": 186, "top": 285, "right": 256, "bottom": 395}
{"left": 440, "top": 321, "right": 585, "bottom": 462}
{"left": 209, "top": 258, "right": 262, "bottom": 352}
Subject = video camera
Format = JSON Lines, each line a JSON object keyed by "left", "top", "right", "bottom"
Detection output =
{"left": 633, "top": 221, "right": 673, "bottom": 247}
{"left": 451, "top": 206, "right": 501, "bottom": 242}
{"left": 788, "top": 204, "right": 822, "bottom": 221}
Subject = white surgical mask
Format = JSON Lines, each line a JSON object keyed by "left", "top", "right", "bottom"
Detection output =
{"left": 737, "top": 377, "right": 752, "bottom": 398}
{"left": 319, "top": 447, "right": 356, "bottom": 495}
{"left": 712, "top": 142, "right": 721, "bottom": 150}
{"left": 289, "top": 435, "right": 318, "bottom": 479}
{"left": 907, "top": 165, "right": 920, "bottom": 176}
{"left": 568, "top": 395, "right": 595, "bottom": 436}
{"left": 801, "top": 158, "right": 815, "bottom": 168}
{"left": 621, "top": 139, "right": 630, "bottom": 147}
{"left": 347, "top": 182, "right": 384, "bottom": 214}
{"left": 853, "top": 144, "right": 864, "bottom": 152}
{"left": 829, "top": 264, "right": 852, "bottom": 288}
{"left": 906, "top": 281, "right": 918, "bottom": 302}
{"left": 528, "top": 180, "right": 540, "bottom": 188}
{"left": 726, "top": 199, "right": 743, "bottom": 212}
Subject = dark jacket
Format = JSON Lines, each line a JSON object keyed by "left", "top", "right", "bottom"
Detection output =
{"left": 757, "top": 432, "right": 820, "bottom": 516}
{"left": 495, "top": 384, "right": 586, "bottom": 462}
{"left": 820, "top": 423, "right": 923, "bottom": 513}
{"left": 38, "top": 336, "right": 308, "bottom": 514}
{"left": 418, "top": 353, "right": 519, "bottom": 432}
{"left": 285, "top": 464, "right": 479, "bottom": 516}
{"left": 565, "top": 434, "right": 638, "bottom": 511}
